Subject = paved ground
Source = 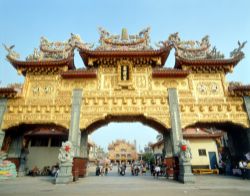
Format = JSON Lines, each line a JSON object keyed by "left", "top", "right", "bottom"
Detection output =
{"left": 0, "top": 166, "right": 250, "bottom": 196}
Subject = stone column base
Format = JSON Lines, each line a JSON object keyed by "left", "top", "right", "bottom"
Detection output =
{"left": 178, "top": 162, "right": 195, "bottom": 183}
{"left": 55, "top": 162, "right": 73, "bottom": 184}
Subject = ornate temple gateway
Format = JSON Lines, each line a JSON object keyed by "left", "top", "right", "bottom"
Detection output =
{"left": 0, "top": 28, "right": 250, "bottom": 183}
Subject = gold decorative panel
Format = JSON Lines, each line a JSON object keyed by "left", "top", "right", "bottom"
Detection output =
{"left": 1, "top": 62, "right": 249, "bottom": 131}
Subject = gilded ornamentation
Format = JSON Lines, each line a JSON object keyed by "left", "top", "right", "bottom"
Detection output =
{"left": 116, "top": 60, "right": 134, "bottom": 89}
{"left": 97, "top": 27, "right": 151, "bottom": 51}
{"left": 211, "top": 83, "right": 219, "bottom": 93}
{"left": 1, "top": 32, "right": 250, "bottom": 131}
{"left": 195, "top": 81, "right": 222, "bottom": 96}
{"left": 197, "top": 83, "right": 207, "bottom": 94}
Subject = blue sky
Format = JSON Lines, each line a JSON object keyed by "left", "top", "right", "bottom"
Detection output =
{"left": 0, "top": 0, "right": 250, "bottom": 151}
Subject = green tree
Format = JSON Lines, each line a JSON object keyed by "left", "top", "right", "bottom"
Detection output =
{"left": 142, "top": 152, "right": 155, "bottom": 164}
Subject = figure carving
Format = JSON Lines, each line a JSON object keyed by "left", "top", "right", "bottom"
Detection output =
{"left": 207, "top": 46, "right": 224, "bottom": 59}
{"left": 157, "top": 33, "right": 227, "bottom": 60}
{"left": 44, "top": 86, "right": 52, "bottom": 94}
{"left": 58, "top": 141, "right": 74, "bottom": 163}
{"left": 200, "top": 35, "right": 210, "bottom": 48}
{"left": 139, "top": 27, "right": 151, "bottom": 46}
{"left": 178, "top": 139, "right": 192, "bottom": 163}
{"left": 211, "top": 83, "right": 219, "bottom": 93}
{"left": 32, "top": 86, "right": 40, "bottom": 95}
{"left": 3, "top": 44, "right": 20, "bottom": 59}
{"left": 26, "top": 48, "right": 43, "bottom": 61}
{"left": 168, "top": 32, "right": 180, "bottom": 45}
{"left": 69, "top": 33, "right": 94, "bottom": 49}
{"left": 98, "top": 27, "right": 110, "bottom": 45}
{"left": 230, "top": 41, "right": 247, "bottom": 58}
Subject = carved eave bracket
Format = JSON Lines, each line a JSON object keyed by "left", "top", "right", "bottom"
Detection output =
{"left": 228, "top": 84, "right": 250, "bottom": 97}
{"left": 0, "top": 88, "right": 17, "bottom": 98}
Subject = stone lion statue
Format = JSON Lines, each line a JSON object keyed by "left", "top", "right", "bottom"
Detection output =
{"left": 178, "top": 139, "right": 192, "bottom": 163}
{"left": 58, "top": 141, "right": 74, "bottom": 163}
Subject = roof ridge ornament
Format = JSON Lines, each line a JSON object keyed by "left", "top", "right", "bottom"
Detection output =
{"left": 96, "top": 27, "right": 152, "bottom": 51}
{"left": 121, "top": 28, "right": 129, "bottom": 40}
{"left": 158, "top": 33, "right": 227, "bottom": 60}
{"left": 230, "top": 41, "right": 247, "bottom": 59}
{"left": 3, "top": 44, "right": 20, "bottom": 60}
{"left": 5, "top": 34, "right": 94, "bottom": 62}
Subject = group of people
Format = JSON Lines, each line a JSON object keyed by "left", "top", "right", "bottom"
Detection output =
{"left": 28, "top": 163, "right": 59, "bottom": 177}
{"left": 130, "top": 162, "right": 146, "bottom": 176}
{"left": 130, "top": 162, "right": 164, "bottom": 178}
{"left": 150, "top": 164, "right": 165, "bottom": 178}
{"left": 96, "top": 163, "right": 112, "bottom": 176}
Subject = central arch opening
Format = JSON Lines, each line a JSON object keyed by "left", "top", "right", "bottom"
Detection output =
{"left": 91, "top": 122, "right": 158, "bottom": 153}
{"left": 82, "top": 115, "right": 170, "bottom": 177}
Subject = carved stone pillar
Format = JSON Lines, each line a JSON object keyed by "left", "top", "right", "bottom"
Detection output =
{"left": 168, "top": 88, "right": 195, "bottom": 183}
{"left": 0, "top": 99, "right": 7, "bottom": 149}
{"left": 168, "top": 88, "right": 183, "bottom": 155}
{"left": 68, "top": 89, "right": 83, "bottom": 157}
{"left": 163, "top": 132, "right": 173, "bottom": 158}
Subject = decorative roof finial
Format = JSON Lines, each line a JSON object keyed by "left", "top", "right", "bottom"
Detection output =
{"left": 121, "top": 28, "right": 129, "bottom": 40}
{"left": 3, "top": 44, "right": 20, "bottom": 59}
{"left": 230, "top": 41, "right": 247, "bottom": 58}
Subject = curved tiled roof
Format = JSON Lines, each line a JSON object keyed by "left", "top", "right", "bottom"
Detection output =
{"left": 0, "top": 87, "right": 17, "bottom": 98}
{"left": 79, "top": 47, "right": 171, "bottom": 67}
{"left": 228, "top": 84, "right": 250, "bottom": 96}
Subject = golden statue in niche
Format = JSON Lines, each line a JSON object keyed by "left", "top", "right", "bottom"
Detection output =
{"left": 121, "top": 65, "right": 129, "bottom": 81}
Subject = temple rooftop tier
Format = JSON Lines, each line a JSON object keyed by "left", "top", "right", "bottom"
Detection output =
{"left": 3, "top": 27, "right": 246, "bottom": 74}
